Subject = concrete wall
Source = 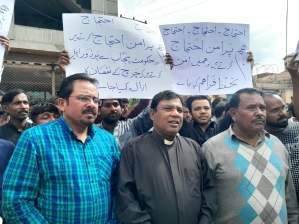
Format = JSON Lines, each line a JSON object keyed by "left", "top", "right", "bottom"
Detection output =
{"left": 92, "top": 0, "right": 117, "bottom": 15}
{"left": 7, "top": 1, "right": 118, "bottom": 64}
{"left": 282, "top": 90, "right": 293, "bottom": 103}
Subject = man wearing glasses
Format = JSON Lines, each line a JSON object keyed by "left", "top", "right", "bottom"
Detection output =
{"left": 2, "top": 73, "right": 120, "bottom": 223}
{"left": 262, "top": 53, "right": 299, "bottom": 205}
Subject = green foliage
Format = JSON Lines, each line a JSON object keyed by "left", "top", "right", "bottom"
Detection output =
{"left": 128, "top": 99, "right": 140, "bottom": 107}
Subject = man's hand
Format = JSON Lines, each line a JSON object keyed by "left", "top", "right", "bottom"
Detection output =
{"left": 165, "top": 53, "right": 173, "bottom": 70}
{"left": 0, "top": 36, "right": 10, "bottom": 58}
{"left": 286, "top": 53, "right": 299, "bottom": 80}
{"left": 58, "top": 50, "right": 70, "bottom": 74}
{"left": 246, "top": 51, "right": 254, "bottom": 71}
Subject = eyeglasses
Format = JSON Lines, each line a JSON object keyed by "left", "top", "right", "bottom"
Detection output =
{"left": 267, "top": 105, "right": 288, "bottom": 114}
{"left": 69, "top": 95, "right": 101, "bottom": 104}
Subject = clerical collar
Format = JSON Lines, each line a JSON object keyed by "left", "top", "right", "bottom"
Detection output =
{"left": 151, "top": 130, "right": 176, "bottom": 145}
{"left": 164, "top": 139, "right": 174, "bottom": 145}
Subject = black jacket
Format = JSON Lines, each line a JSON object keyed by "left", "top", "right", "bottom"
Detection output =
{"left": 179, "top": 113, "right": 234, "bottom": 146}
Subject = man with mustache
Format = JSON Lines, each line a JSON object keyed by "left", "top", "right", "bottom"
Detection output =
{"left": 202, "top": 88, "right": 298, "bottom": 224}
{"left": 117, "top": 90, "right": 217, "bottom": 224}
{"left": 0, "top": 89, "right": 32, "bottom": 145}
{"left": 2, "top": 74, "right": 120, "bottom": 223}
{"left": 97, "top": 98, "right": 153, "bottom": 148}
{"left": 262, "top": 52, "right": 299, "bottom": 204}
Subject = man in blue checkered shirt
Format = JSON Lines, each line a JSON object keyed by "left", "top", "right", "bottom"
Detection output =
{"left": 2, "top": 73, "right": 120, "bottom": 223}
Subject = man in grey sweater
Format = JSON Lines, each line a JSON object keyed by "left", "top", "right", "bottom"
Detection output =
{"left": 202, "top": 88, "right": 298, "bottom": 224}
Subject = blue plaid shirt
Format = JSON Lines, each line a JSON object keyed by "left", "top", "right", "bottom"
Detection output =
{"left": 2, "top": 116, "right": 120, "bottom": 223}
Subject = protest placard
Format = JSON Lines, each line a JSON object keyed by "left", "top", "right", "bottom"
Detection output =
{"left": 160, "top": 22, "right": 251, "bottom": 95}
{"left": 0, "top": 0, "right": 15, "bottom": 82}
{"left": 63, "top": 14, "right": 172, "bottom": 98}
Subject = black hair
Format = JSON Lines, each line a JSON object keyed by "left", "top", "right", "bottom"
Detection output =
{"left": 225, "top": 102, "right": 231, "bottom": 113}
{"left": 214, "top": 101, "right": 227, "bottom": 118}
{"left": 121, "top": 98, "right": 129, "bottom": 104}
{"left": 229, "top": 88, "right": 263, "bottom": 109}
{"left": 29, "top": 102, "right": 60, "bottom": 123}
{"left": 185, "top": 95, "right": 211, "bottom": 112}
{"left": 1, "top": 89, "right": 27, "bottom": 105}
{"left": 212, "top": 97, "right": 228, "bottom": 110}
{"left": 151, "top": 90, "right": 183, "bottom": 111}
{"left": 0, "top": 108, "right": 5, "bottom": 116}
{"left": 183, "top": 102, "right": 188, "bottom": 108}
{"left": 57, "top": 73, "right": 98, "bottom": 100}
{"left": 29, "top": 100, "right": 40, "bottom": 107}
{"left": 287, "top": 102, "right": 296, "bottom": 117}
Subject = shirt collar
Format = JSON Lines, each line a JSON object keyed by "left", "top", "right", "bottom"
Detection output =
{"left": 7, "top": 121, "right": 32, "bottom": 131}
{"left": 97, "top": 121, "right": 119, "bottom": 134}
{"left": 151, "top": 129, "right": 177, "bottom": 146}
{"left": 59, "top": 116, "right": 96, "bottom": 138}
{"left": 228, "top": 124, "right": 270, "bottom": 141}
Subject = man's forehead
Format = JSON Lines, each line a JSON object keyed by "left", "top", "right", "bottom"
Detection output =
{"left": 38, "top": 111, "right": 56, "bottom": 116}
{"left": 263, "top": 95, "right": 284, "bottom": 106}
{"left": 192, "top": 99, "right": 210, "bottom": 106}
{"left": 158, "top": 98, "right": 182, "bottom": 106}
{"left": 102, "top": 99, "right": 119, "bottom": 104}
{"left": 12, "top": 93, "right": 28, "bottom": 101}
{"left": 73, "top": 81, "right": 98, "bottom": 94}
{"left": 239, "top": 93, "right": 265, "bottom": 105}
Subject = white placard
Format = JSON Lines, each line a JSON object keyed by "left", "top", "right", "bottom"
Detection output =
{"left": 63, "top": 14, "right": 171, "bottom": 98}
{"left": 160, "top": 22, "right": 251, "bottom": 95}
{"left": 0, "top": 0, "right": 15, "bottom": 82}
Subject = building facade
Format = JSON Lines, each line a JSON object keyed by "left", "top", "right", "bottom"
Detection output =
{"left": 0, "top": 0, "right": 117, "bottom": 100}
{"left": 253, "top": 53, "right": 295, "bottom": 103}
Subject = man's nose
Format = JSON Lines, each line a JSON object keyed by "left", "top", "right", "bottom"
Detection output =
{"left": 49, "top": 115, "right": 56, "bottom": 122}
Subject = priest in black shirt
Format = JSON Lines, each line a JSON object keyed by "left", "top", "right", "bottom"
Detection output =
{"left": 117, "top": 90, "right": 217, "bottom": 224}
{"left": 0, "top": 89, "right": 32, "bottom": 145}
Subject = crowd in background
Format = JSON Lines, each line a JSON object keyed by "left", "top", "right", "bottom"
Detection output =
{"left": 0, "top": 35, "right": 299, "bottom": 224}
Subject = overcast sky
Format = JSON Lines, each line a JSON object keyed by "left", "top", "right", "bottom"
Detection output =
{"left": 118, "top": 0, "right": 298, "bottom": 75}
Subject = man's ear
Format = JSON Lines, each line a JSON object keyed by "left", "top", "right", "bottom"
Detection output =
{"left": 57, "top": 98, "right": 66, "bottom": 113}
{"left": 150, "top": 109, "right": 155, "bottom": 121}
{"left": 221, "top": 111, "right": 226, "bottom": 117}
{"left": 229, "top": 108, "right": 237, "bottom": 122}
{"left": 2, "top": 104, "right": 8, "bottom": 113}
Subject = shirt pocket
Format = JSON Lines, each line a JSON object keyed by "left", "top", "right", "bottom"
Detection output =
{"left": 184, "top": 168, "right": 201, "bottom": 198}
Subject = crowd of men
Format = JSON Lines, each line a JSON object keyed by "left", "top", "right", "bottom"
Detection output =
{"left": 0, "top": 34, "right": 299, "bottom": 224}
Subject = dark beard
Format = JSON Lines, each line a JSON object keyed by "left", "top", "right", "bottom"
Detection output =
{"left": 102, "top": 114, "right": 120, "bottom": 124}
{"left": 266, "top": 119, "right": 288, "bottom": 129}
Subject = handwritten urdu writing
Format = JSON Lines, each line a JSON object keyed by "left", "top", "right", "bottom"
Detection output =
{"left": 63, "top": 14, "right": 171, "bottom": 98}
{"left": 0, "top": 0, "right": 15, "bottom": 83}
{"left": 160, "top": 22, "right": 252, "bottom": 95}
